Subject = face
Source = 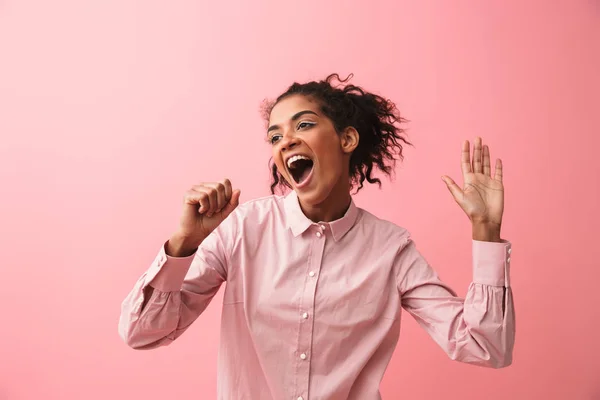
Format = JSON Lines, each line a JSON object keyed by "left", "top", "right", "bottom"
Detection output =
{"left": 267, "top": 95, "right": 359, "bottom": 206}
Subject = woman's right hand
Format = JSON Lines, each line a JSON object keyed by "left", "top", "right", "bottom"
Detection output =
{"left": 167, "top": 179, "right": 241, "bottom": 257}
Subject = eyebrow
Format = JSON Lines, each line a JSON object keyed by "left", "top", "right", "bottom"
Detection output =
{"left": 267, "top": 110, "right": 318, "bottom": 134}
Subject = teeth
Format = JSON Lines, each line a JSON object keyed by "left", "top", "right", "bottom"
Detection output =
{"left": 286, "top": 155, "right": 311, "bottom": 169}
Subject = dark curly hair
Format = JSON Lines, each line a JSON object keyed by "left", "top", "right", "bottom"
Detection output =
{"left": 262, "top": 73, "right": 411, "bottom": 195}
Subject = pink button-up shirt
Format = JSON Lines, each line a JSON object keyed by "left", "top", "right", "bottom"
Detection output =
{"left": 119, "top": 191, "right": 515, "bottom": 400}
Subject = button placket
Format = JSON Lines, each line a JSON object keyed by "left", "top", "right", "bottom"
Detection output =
{"left": 293, "top": 225, "right": 326, "bottom": 398}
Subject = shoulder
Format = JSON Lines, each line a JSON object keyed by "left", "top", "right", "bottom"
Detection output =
{"left": 225, "top": 194, "right": 286, "bottom": 230}
{"left": 356, "top": 207, "right": 412, "bottom": 248}
{"left": 234, "top": 194, "right": 285, "bottom": 216}
{"left": 212, "top": 195, "right": 284, "bottom": 244}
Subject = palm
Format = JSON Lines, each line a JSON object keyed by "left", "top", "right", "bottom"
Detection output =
{"left": 442, "top": 137, "right": 504, "bottom": 226}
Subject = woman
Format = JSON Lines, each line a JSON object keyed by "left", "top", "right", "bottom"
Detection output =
{"left": 119, "top": 74, "right": 515, "bottom": 400}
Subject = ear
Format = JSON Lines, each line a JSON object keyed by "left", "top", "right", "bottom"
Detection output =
{"left": 340, "top": 127, "right": 359, "bottom": 154}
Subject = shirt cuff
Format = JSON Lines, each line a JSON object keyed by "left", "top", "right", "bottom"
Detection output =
{"left": 472, "top": 239, "right": 512, "bottom": 287}
{"left": 143, "top": 241, "right": 196, "bottom": 292}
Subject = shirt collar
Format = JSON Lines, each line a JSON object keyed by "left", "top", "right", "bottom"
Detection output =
{"left": 283, "top": 191, "right": 360, "bottom": 242}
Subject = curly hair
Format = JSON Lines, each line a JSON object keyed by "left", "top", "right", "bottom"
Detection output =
{"left": 261, "top": 73, "right": 411, "bottom": 195}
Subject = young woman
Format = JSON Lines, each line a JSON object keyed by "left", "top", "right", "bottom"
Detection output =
{"left": 119, "top": 74, "right": 515, "bottom": 400}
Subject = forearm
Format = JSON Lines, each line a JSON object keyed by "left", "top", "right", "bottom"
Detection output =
{"left": 119, "top": 242, "right": 222, "bottom": 349}
{"left": 142, "top": 234, "right": 202, "bottom": 316}
{"left": 455, "top": 284, "right": 515, "bottom": 368}
{"left": 118, "top": 245, "right": 195, "bottom": 349}
{"left": 399, "top": 233, "right": 514, "bottom": 367}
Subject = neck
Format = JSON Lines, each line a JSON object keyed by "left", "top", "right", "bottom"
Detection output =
{"left": 297, "top": 180, "right": 352, "bottom": 223}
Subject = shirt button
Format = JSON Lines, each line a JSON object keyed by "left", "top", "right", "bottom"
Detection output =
{"left": 300, "top": 353, "right": 307, "bottom": 360}
{"left": 319, "top": 224, "right": 326, "bottom": 231}
{"left": 309, "top": 271, "right": 315, "bottom": 277}
{"left": 302, "top": 312, "right": 308, "bottom": 319}
{"left": 508, "top": 248, "right": 512, "bottom": 254}
{"left": 507, "top": 257, "right": 511, "bottom": 263}
{"left": 298, "top": 397, "right": 304, "bottom": 400}
{"left": 316, "top": 231, "right": 322, "bottom": 238}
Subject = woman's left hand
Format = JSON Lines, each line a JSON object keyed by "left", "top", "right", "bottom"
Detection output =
{"left": 441, "top": 137, "right": 504, "bottom": 229}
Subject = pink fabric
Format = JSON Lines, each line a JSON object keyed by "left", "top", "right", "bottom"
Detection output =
{"left": 119, "top": 191, "right": 515, "bottom": 400}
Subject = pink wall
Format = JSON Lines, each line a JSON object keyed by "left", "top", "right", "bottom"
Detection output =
{"left": 1, "top": 1, "right": 599, "bottom": 399}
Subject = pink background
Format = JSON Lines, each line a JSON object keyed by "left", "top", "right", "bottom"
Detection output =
{"left": 1, "top": 1, "right": 599, "bottom": 399}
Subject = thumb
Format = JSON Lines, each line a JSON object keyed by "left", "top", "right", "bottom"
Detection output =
{"left": 441, "top": 176, "right": 463, "bottom": 202}
{"left": 221, "top": 189, "right": 241, "bottom": 217}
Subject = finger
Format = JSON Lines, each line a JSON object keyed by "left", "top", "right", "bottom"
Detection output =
{"left": 473, "top": 137, "right": 483, "bottom": 174}
{"left": 185, "top": 188, "right": 210, "bottom": 214}
{"left": 441, "top": 176, "right": 464, "bottom": 204}
{"left": 205, "top": 187, "right": 219, "bottom": 216}
{"left": 204, "top": 182, "right": 227, "bottom": 212}
{"left": 483, "top": 145, "right": 491, "bottom": 176}
{"left": 461, "top": 140, "right": 472, "bottom": 176}
{"left": 493, "top": 159, "right": 503, "bottom": 182}
{"left": 217, "top": 179, "right": 233, "bottom": 212}
{"left": 192, "top": 186, "right": 218, "bottom": 216}
{"left": 222, "top": 189, "right": 241, "bottom": 217}
{"left": 223, "top": 179, "right": 233, "bottom": 201}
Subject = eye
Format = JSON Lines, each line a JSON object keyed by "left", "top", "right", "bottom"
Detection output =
{"left": 269, "top": 134, "right": 282, "bottom": 145}
{"left": 297, "top": 121, "right": 315, "bottom": 130}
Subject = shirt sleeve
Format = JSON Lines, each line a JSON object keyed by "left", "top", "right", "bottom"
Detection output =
{"left": 396, "top": 236, "right": 515, "bottom": 368}
{"left": 118, "top": 217, "right": 235, "bottom": 350}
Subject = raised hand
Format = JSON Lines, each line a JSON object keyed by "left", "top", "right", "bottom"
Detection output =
{"left": 167, "top": 179, "right": 241, "bottom": 257}
{"left": 441, "top": 137, "right": 504, "bottom": 230}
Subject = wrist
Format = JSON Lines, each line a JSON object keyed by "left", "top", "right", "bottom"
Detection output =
{"left": 166, "top": 232, "right": 205, "bottom": 257}
{"left": 472, "top": 222, "right": 502, "bottom": 242}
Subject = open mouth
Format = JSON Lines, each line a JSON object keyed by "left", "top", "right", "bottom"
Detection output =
{"left": 286, "top": 155, "right": 314, "bottom": 185}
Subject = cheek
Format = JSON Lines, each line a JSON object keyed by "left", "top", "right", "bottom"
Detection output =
{"left": 275, "top": 160, "right": 289, "bottom": 178}
{"left": 319, "top": 139, "right": 343, "bottom": 162}
{"left": 314, "top": 134, "right": 340, "bottom": 157}
{"left": 317, "top": 153, "right": 345, "bottom": 181}
{"left": 271, "top": 150, "right": 283, "bottom": 170}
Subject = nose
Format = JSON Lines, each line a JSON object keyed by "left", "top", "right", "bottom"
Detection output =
{"left": 279, "top": 132, "right": 300, "bottom": 152}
